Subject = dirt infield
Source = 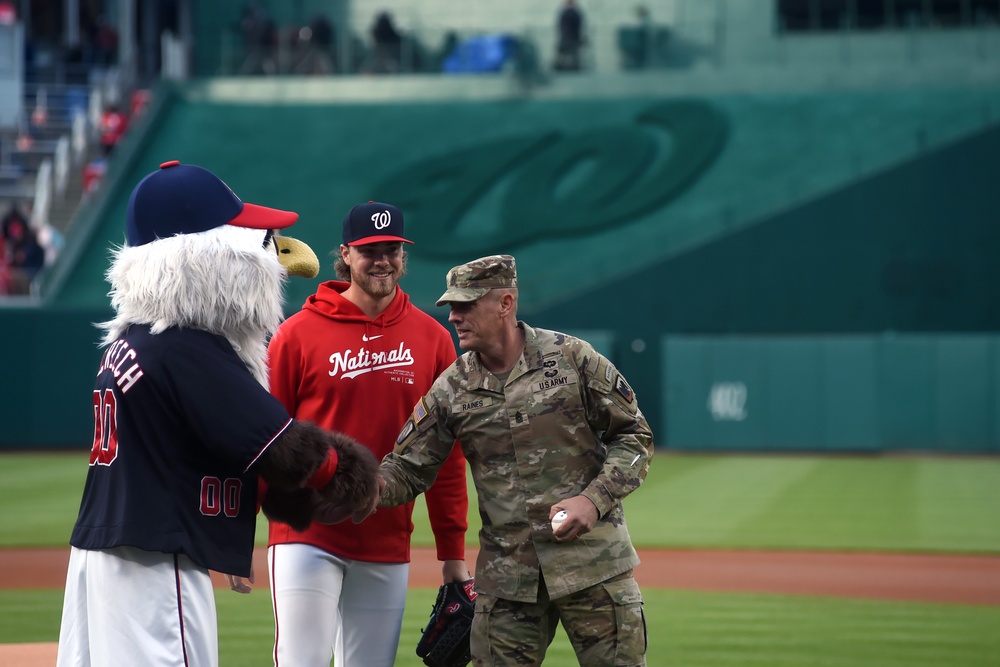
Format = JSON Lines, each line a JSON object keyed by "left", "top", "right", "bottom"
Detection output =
{"left": 4, "top": 546, "right": 1000, "bottom": 605}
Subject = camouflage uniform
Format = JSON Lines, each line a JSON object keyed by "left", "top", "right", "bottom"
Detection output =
{"left": 380, "top": 255, "right": 652, "bottom": 666}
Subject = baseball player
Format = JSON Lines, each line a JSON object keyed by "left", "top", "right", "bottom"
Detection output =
{"left": 55, "top": 162, "right": 381, "bottom": 667}
{"left": 376, "top": 254, "right": 653, "bottom": 666}
{"left": 258, "top": 201, "right": 470, "bottom": 667}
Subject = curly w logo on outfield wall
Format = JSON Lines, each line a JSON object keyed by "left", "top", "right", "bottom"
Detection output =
{"left": 375, "top": 100, "right": 728, "bottom": 259}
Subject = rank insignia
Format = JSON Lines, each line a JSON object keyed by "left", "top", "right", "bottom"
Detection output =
{"left": 615, "top": 375, "right": 634, "bottom": 403}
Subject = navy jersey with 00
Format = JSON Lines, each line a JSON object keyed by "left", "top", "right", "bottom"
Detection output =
{"left": 70, "top": 324, "right": 292, "bottom": 577}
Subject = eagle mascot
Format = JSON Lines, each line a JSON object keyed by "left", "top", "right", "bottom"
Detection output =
{"left": 56, "top": 161, "right": 381, "bottom": 667}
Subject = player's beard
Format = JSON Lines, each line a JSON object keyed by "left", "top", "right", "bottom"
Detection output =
{"left": 350, "top": 260, "right": 406, "bottom": 300}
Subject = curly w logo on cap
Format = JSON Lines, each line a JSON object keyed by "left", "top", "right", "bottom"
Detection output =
{"left": 342, "top": 201, "right": 414, "bottom": 246}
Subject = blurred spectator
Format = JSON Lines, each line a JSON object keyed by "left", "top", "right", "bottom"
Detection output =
{"left": 368, "top": 11, "right": 403, "bottom": 73}
{"left": 620, "top": 4, "right": 653, "bottom": 70}
{"left": 554, "top": 0, "right": 585, "bottom": 71}
{"left": 83, "top": 157, "right": 108, "bottom": 198}
{"left": 434, "top": 31, "right": 460, "bottom": 71}
{"left": 3, "top": 215, "right": 45, "bottom": 295}
{"left": 294, "top": 14, "right": 337, "bottom": 74}
{"left": 130, "top": 89, "right": 152, "bottom": 119}
{"left": 36, "top": 221, "right": 64, "bottom": 268}
{"left": 0, "top": 253, "right": 10, "bottom": 295}
{"left": 0, "top": 1, "right": 15, "bottom": 25}
{"left": 0, "top": 205, "right": 28, "bottom": 296}
{"left": 99, "top": 104, "right": 128, "bottom": 156}
{"left": 31, "top": 103, "right": 47, "bottom": 128}
{"left": 637, "top": 5, "right": 652, "bottom": 34}
{"left": 512, "top": 36, "right": 547, "bottom": 88}
{"left": 95, "top": 16, "right": 119, "bottom": 66}
{"left": 15, "top": 114, "right": 35, "bottom": 151}
{"left": 311, "top": 14, "right": 334, "bottom": 49}
{"left": 238, "top": 3, "right": 278, "bottom": 75}
{"left": 2, "top": 205, "right": 29, "bottom": 242}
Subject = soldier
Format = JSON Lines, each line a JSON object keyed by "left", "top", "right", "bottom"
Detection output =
{"left": 376, "top": 254, "right": 653, "bottom": 666}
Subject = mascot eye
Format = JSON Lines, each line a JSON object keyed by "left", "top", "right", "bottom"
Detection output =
{"left": 263, "top": 229, "right": 275, "bottom": 249}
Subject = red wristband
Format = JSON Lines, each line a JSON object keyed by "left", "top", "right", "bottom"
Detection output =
{"left": 306, "top": 450, "right": 339, "bottom": 489}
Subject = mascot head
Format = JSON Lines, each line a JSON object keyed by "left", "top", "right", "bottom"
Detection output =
{"left": 99, "top": 160, "right": 319, "bottom": 386}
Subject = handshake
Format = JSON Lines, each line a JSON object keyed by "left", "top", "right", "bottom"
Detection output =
{"left": 226, "top": 426, "right": 385, "bottom": 595}
{"left": 310, "top": 466, "right": 386, "bottom": 527}
{"left": 257, "top": 423, "right": 387, "bottom": 532}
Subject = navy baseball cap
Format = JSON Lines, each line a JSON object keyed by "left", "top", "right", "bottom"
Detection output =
{"left": 342, "top": 201, "right": 413, "bottom": 246}
{"left": 125, "top": 160, "right": 299, "bottom": 247}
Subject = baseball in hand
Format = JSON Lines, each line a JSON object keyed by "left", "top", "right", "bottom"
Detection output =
{"left": 551, "top": 510, "right": 568, "bottom": 531}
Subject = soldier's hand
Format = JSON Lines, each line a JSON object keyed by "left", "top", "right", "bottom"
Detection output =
{"left": 352, "top": 473, "right": 386, "bottom": 523}
{"left": 549, "top": 495, "right": 599, "bottom": 542}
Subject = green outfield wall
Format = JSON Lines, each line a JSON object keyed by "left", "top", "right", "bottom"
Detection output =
{"left": 0, "top": 306, "right": 111, "bottom": 449}
{"left": 662, "top": 334, "right": 1000, "bottom": 452}
{"left": 4, "top": 319, "right": 998, "bottom": 451}
{"left": 2, "top": 79, "right": 999, "bottom": 451}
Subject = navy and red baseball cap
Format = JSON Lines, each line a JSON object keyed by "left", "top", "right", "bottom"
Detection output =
{"left": 342, "top": 201, "right": 413, "bottom": 246}
{"left": 125, "top": 160, "right": 299, "bottom": 247}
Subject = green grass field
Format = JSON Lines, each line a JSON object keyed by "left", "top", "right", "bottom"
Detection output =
{"left": 4, "top": 450, "right": 999, "bottom": 553}
{"left": 2, "top": 450, "right": 999, "bottom": 666}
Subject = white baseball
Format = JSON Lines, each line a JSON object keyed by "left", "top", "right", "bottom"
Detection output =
{"left": 551, "top": 510, "right": 568, "bottom": 531}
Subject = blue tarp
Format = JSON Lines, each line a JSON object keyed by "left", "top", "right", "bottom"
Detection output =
{"left": 442, "top": 34, "right": 517, "bottom": 73}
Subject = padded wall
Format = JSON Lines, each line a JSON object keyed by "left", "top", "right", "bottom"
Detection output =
{"left": 4, "top": 80, "right": 1000, "bottom": 450}
{"left": 663, "top": 335, "right": 1000, "bottom": 452}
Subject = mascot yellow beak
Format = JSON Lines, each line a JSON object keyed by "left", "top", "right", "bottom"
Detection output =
{"left": 274, "top": 235, "right": 320, "bottom": 279}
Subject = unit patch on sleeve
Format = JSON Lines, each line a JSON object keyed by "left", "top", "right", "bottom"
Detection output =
{"left": 396, "top": 419, "right": 415, "bottom": 444}
{"left": 615, "top": 374, "right": 635, "bottom": 403}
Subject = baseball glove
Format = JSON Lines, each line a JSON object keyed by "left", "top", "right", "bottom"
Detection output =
{"left": 416, "top": 578, "right": 477, "bottom": 667}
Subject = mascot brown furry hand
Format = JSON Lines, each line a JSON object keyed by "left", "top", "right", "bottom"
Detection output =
{"left": 55, "top": 161, "right": 380, "bottom": 667}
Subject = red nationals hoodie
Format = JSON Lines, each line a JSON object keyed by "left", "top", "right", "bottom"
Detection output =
{"left": 266, "top": 280, "right": 468, "bottom": 563}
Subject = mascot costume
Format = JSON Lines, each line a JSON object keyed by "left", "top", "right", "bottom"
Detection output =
{"left": 56, "top": 161, "right": 381, "bottom": 667}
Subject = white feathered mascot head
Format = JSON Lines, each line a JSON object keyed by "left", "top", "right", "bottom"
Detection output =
{"left": 98, "top": 160, "right": 379, "bottom": 530}
{"left": 98, "top": 160, "right": 319, "bottom": 386}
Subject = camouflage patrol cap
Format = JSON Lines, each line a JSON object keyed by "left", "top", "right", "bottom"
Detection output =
{"left": 436, "top": 254, "right": 517, "bottom": 306}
